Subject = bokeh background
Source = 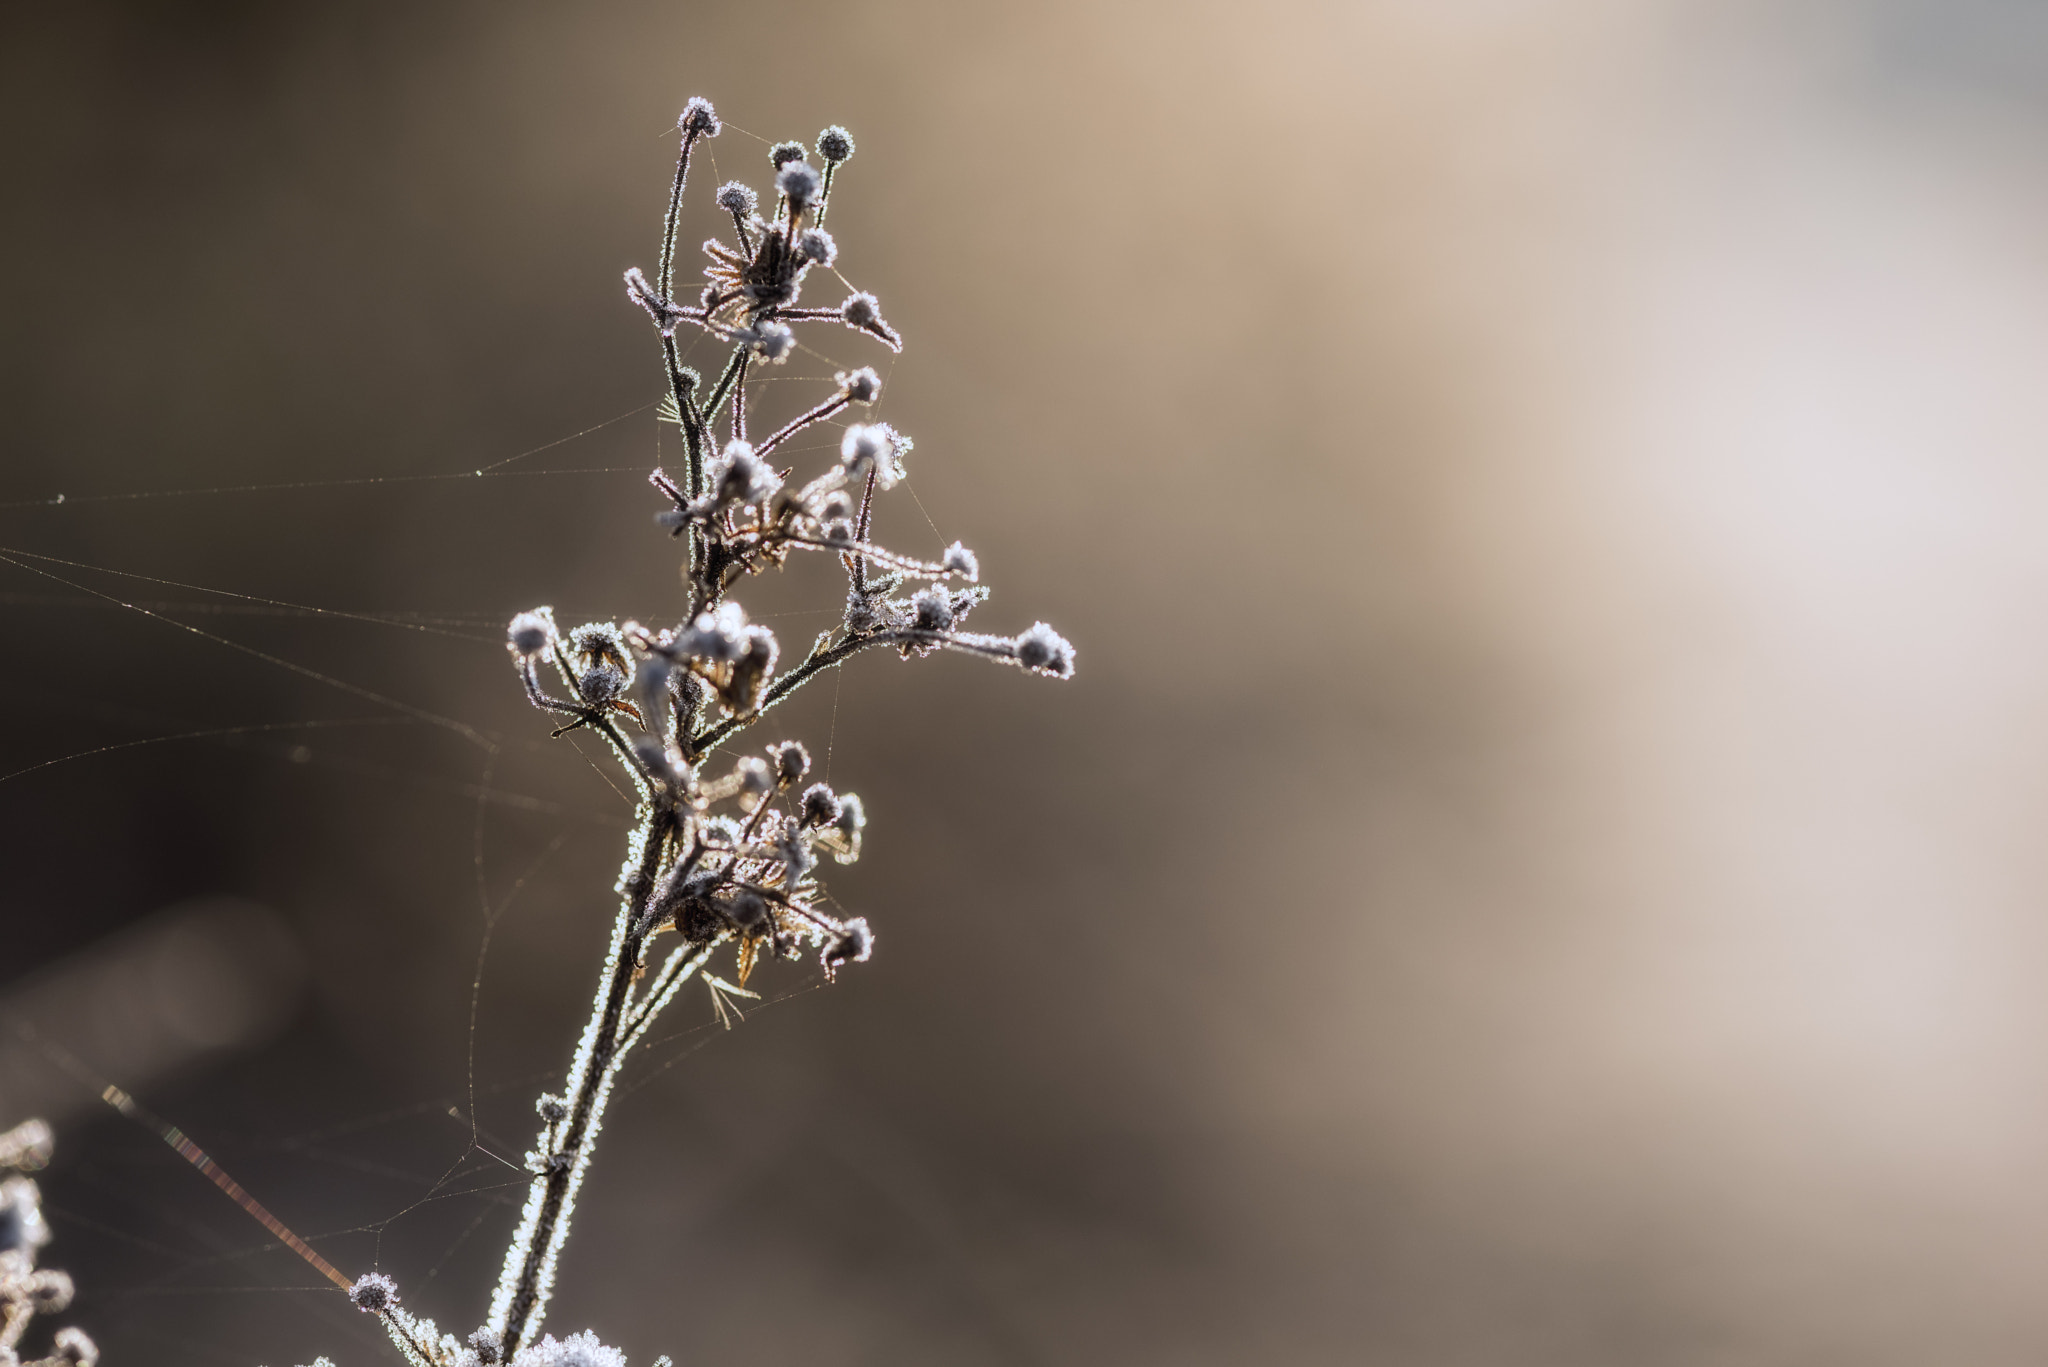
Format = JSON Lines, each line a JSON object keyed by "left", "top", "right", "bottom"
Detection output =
{"left": 6, "top": 1, "right": 2048, "bottom": 1362}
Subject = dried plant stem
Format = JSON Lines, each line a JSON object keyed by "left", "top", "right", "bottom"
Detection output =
{"left": 487, "top": 793, "right": 713, "bottom": 1357}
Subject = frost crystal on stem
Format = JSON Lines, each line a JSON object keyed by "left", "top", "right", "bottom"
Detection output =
{"left": 350, "top": 94, "right": 1072, "bottom": 1367}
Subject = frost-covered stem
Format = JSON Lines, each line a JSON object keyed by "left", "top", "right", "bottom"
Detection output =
{"left": 489, "top": 802, "right": 707, "bottom": 1357}
{"left": 661, "top": 336, "right": 707, "bottom": 583}
{"left": 850, "top": 467, "right": 878, "bottom": 594}
{"left": 658, "top": 131, "right": 700, "bottom": 302}
{"left": 701, "top": 342, "right": 751, "bottom": 431}
{"left": 729, "top": 352, "right": 750, "bottom": 444}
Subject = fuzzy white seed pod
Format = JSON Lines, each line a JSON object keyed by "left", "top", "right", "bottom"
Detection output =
{"left": 837, "top": 366, "right": 881, "bottom": 404}
{"left": 911, "top": 586, "right": 954, "bottom": 632}
{"left": 507, "top": 609, "right": 556, "bottom": 658}
{"left": 679, "top": 97, "right": 720, "bottom": 138}
{"left": 768, "top": 740, "right": 811, "bottom": 784}
{"left": 777, "top": 161, "right": 823, "bottom": 211}
{"left": 52, "top": 1328, "right": 98, "bottom": 1367}
{"left": 349, "top": 1271, "right": 398, "bottom": 1313}
{"left": 941, "top": 542, "right": 979, "bottom": 581}
{"left": 796, "top": 227, "right": 837, "bottom": 266}
{"left": 714, "top": 181, "right": 758, "bottom": 217}
{"left": 816, "top": 125, "right": 855, "bottom": 164}
{"left": 1015, "top": 622, "right": 1076, "bottom": 679}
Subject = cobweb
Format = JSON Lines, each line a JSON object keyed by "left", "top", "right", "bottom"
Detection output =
{"left": 0, "top": 209, "right": 957, "bottom": 1364}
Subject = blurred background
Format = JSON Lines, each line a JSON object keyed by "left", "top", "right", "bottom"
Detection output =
{"left": 5, "top": 1, "right": 2048, "bottom": 1362}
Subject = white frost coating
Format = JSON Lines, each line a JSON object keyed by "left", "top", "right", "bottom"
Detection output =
{"left": 485, "top": 808, "right": 714, "bottom": 1350}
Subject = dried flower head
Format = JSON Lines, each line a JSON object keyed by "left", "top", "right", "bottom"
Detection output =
{"left": 713, "top": 181, "right": 757, "bottom": 217}
{"left": 769, "top": 140, "right": 806, "bottom": 168}
{"left": 816, "top": 125, "right": 855, "bottom": 164}
{"left": 795, "top": 227, "right": 837, "bottom": 266}
{"left": 776, "top": 161, "right": 822, "bottom": 212}
{"left": 350, "top": 1271, "right": 398, "bottom": 1312}
{"left": 678, "top": 97, "right": 720, "bottom": 138}
{"left": 838, "top": 366, "right": 881, "bottom": 404}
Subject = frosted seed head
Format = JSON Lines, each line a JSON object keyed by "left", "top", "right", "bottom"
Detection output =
{"left": 820, "top": 517, "right": 857, "bottom": 547}
{"left": 769, "top": 140, "right": 807, "bottom": 169}
{"left": 712, "top": 441, "right": 782, "bottom": 507}
{"left": 775, "top": 829, "right": 815, "bottom": 886}
{"left": 834, "top": 792, "right": 865, "bottom": 841}
{"left": 840, "top": 291, "right": 903, "bottom": 350}
{"left": 726, "top": 889, "right": 770, "bottom": 933}
{"left": 510, "top": 1331, "right": 626, "bottom": 1367}
{"left": 768, "top": 740, "right": 811, "bottom": 784}
{"left": 714, "top": 181, "right": 758, "bottom": 217}
{"left": 349, "top": 1271, "right": 398, "bottom": 1313}
{"left": 837, "top": 366, "right": 881, "bottom": 404}
{"left": 0, "top": 1118, "right": 53, "bottom": 1172}
{"left": 52, "top": 1328, "right": 98, "bottom": 1367}
{"left": 735, "top": 755, "right": 772, "bottom": 798}
{"left": 942, "top": 542, "right": 979, "bottom": 581}
{"left": 800, "top": 782, "right": 842, "bottom": 828}
{"left": 679, "top": 97, "right": 720, "bottom": 138}
{"left": 841, "top": 291, "right": 880, "bottom": 328}
{"left": 747, "top": 320, "right": 796, "bottom": 362}
{"left": 840, "top": 423, "right": 893, "bottom": 470}
{"left": 816, "top": 126, "right": 855, "bottom": 163}
{"left": 911, "top": 586, "right": 954, "bottom": 632}
{"left": 777, "top": 161, "right": 823, "bottom": 212}
{"left": 823, "top": 917, "right": 873, "bottom": 976}
{"left": 466, "top": 1329, "right": 502, "bottom": 1365}
{"left": 1015, "top": 622, "right": 1076, "bottom": 679}
{"left": 28, "top": 1268, "right": 73, "bottom": 1311}
{"left": 796, "top": 227, "right": 837, "bottom": 266}
{"left": 818, "top": 490, "right": 854, "bottom": 520}
{"left": 508, "top": 608, "right": 556, "bottom": 657}
{"left": 536, "top": 1093, "right": 568, "bottom": 1123}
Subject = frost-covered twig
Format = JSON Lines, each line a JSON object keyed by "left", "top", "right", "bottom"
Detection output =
{"left": 346, "top": 95, "right": 1073, "bottom": 1366}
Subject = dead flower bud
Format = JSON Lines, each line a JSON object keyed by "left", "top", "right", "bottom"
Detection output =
{"left": 1014, "top": 622, "right": 1076, "bottom": 679}
{"left": 769, "top": 140, "right": 806, "bottom": 168}
{"left": 768, "top": 740, "right": 810, "bottom": 784}
{"left": 349, "top": 1271, "right": 398, "bottom": 1313}
{"left": 840, "top": 423, "right": 906, "bottom": 489}
{"left": 777, "top": 161, "right": 823, "bottom": 212}
{"left": 942, "top": 542, "right": 979, "bottom": 580}
{"left": 840, "top": 291, "right": 903, "bottom": 351}
{"left": 796, "top": 227, "right": 837, "bottom": 266}
{"left": 736, "top": 320, "right": 796, "bottom": 362}
{"left": 510, "top": 1330, "right": 627, "bottom": 1367}
{"left": 714, "top": 181, "right": 758, "bottom": 217}
{"left": 52, "top": 1327, "right": 98, "bottom": 1367}
{"left": 816, "top": 125, "right": 855, "bottom": 164}
{"left": 567, "top": 622, "right": 632, "bottom": 703}
{"left": 711, "top": 440, "right": 782, "bottom": 507}
{"left": 817, "top": 791, "right": 865, "bottom": 863}
{"left": 799, "top": 782, "right": 842, "bottom": 828}
{"left": 726, "top": 889, "right": 770, "bottom": 933}
{"left": 466, "top": 1328, "right": 502, "bottom": 1365}
{"left": 911, "top": 586, "right": 954, "bottom": 632}
{"left": 837, "top": 366, "right": 881, "bottom": 404}
{"left": 823, "top": 917, "right": 873, "bottom": 977}
{"left": 507, "top": 608, "right": 557, "bottom": 658}
{"left": 734, "top": 755, "right": 773, "bottom": 804}
{"left": 679, "top": 97, "right": 721, "bottom": 138}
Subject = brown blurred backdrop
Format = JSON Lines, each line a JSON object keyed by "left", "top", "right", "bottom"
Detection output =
{"left": 5, "top": 1, "right": 2048, "bottom": 1363}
